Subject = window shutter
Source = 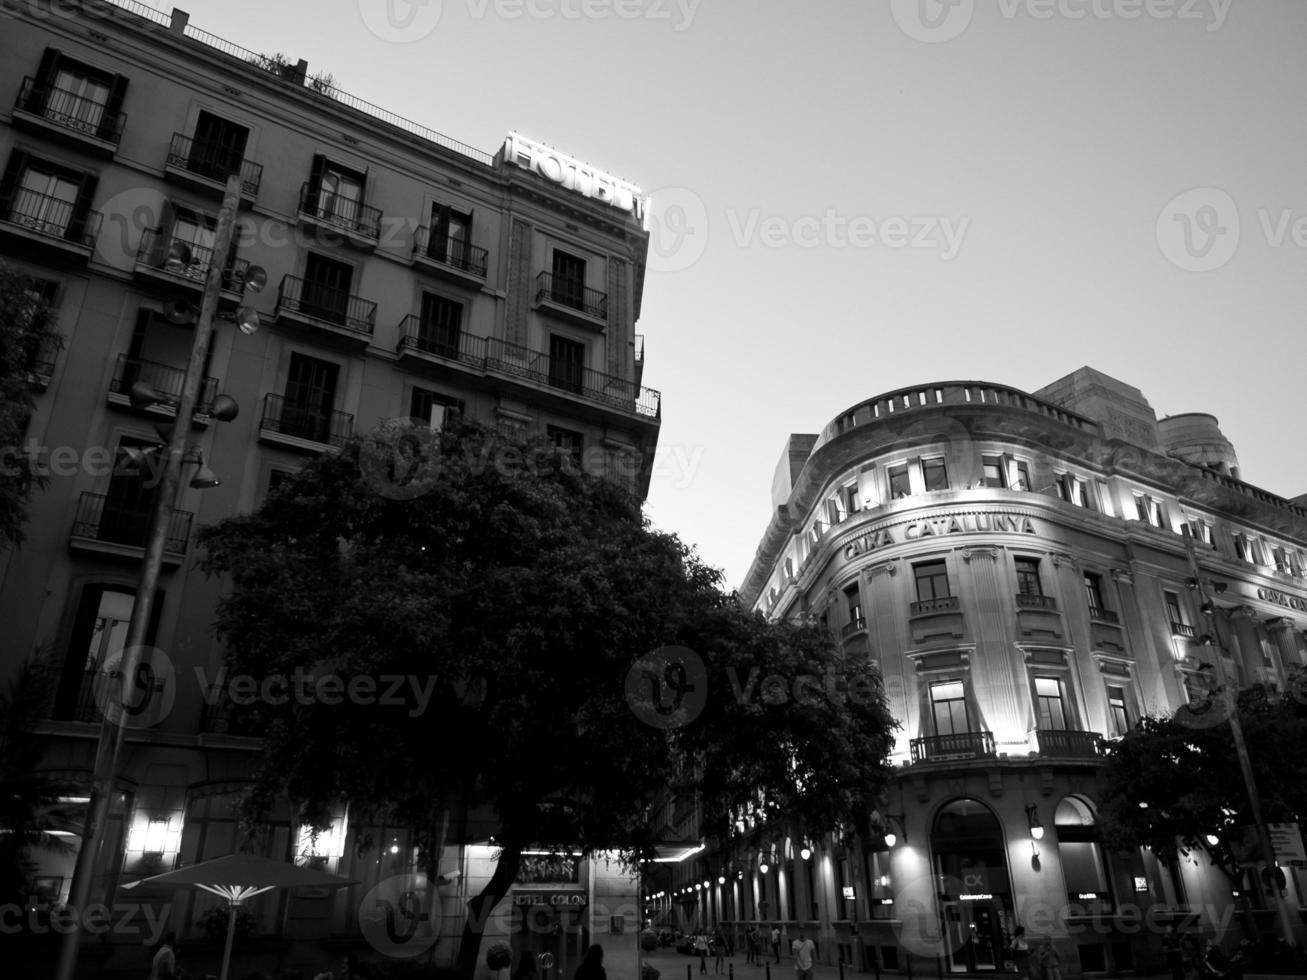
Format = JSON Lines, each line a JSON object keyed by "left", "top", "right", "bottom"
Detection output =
{"left": 100, "top": 73, "right": 129, "bottom": 140}
{"left": 68, "top": 172, "right": 98, "bottom": 244}
{"left": 127, "top": 308, "right": 152, "bottom": 360}
{"left": 32, "top": 48, "right": 62, "bottom": 109}
{"left": 0, "top": 150, "right": 30, "bottom": 211}
{"left": 306, "top": 153, "right": 327, "bottom": 207}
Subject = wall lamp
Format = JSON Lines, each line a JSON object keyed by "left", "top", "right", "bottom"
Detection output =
{"left": 877, "top": 813, "right": 906, "bottom": 849}
{"left": 1025, "top": 804, "right": 1045, "bottom": 843}
{"left": 799, "top": 841, "right": 813, "bottom": 861}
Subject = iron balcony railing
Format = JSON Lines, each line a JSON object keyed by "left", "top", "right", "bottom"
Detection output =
{"left": 27, "top": 331, "right": 61, "bottom": 379}
{"left": 2, "top": 187, "right": 101, "bottom": 247}
{"left": 71, "top": 491, "right": 193, "bottom": 554}
{"left": 413, "top": 227, "right": 489, "bottom": 278}
{"left": 1033, "top": 729, "right": 1105, "bottom": 759}
{"left": 1171, "top": 622, "right": 1196, "bottom": 638}
{"left": 109, "top": 355, "right": 218, "bottom": 413}
{"left": 910, "top": 731, "right": 995, "bottom": 763}
{"left": 395, "top": 315, "right": 487, "bottom": 365}
{"left": 909, "top": 595, "right": 960, "bottom": 616}
{"left": 484, "top": 337, "right": 660, "bottom": 419}
{"left": 298, "top": 183, "right": 383, "bottom": 240}
{"left": 840, "top": 619, "right": 867, "bottom": 639}
{"left": 260, "top": 392, "right": 354, "bottom": 447}
{"left": 276, "top": 275, "right": 377, "bottom": 337}
{"left": 16, "top": 76, "right": 126, "bottom": 143}
{"left": 166, "top": 132, "right": 263, "bottom": 196}
{"left": 1088, "top": 606, "right": 1120, "bottom": 625}
{"left": 1016, "top": 592, "right": 1057, "bottom": 610}
{"left": 136, "top": 228, "right": 250, "bottom": 292}
{"left": 535, "top": 271, "right": 608, "bottom": 320}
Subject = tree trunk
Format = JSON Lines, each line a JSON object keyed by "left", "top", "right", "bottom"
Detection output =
{"left": 454, "top": 839, "right": 524, "bottom": 980}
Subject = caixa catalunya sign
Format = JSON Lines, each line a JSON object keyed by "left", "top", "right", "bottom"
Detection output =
{"left": 504, "top": 133, "right": 645, "bottom": 220}
{"left": 511, "top": 891, "right": 589, "bottom": 908}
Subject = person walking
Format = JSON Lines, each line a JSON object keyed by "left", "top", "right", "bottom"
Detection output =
{"left": 770, "top": 927, "right": 781, "bottom": 964}
{"left": 695, "top": 934, "right": 709, "bottom": 975}
{"left": 1009, "top": 926, "right": 1031, "bottom": 980}
{"left": 791, "top": 928, "right": 816, "bottom": 980}
{"left": 1033, "top": 938, "right": 1062, "bottom": 980}
{"left": 744, "top": 925, "right": 757, "bottom": 965}
{"left": 712, "top": 929, "right": 726, "bottom": 975}
{"left": 575, "top": 945, "right": 607, "bottom": 980}
{"left": 148, "top": 931, "right": 178, "bottom": 980}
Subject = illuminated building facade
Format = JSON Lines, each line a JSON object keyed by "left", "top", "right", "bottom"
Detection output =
{"left": 0, "top": 1, "right": 656, "bottom": 974}
{"left": 720, "top": 368, "right": 1307, "bottom": 976}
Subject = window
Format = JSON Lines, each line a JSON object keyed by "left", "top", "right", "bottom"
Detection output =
{"left": 841, "top": 481, "right": 860, "bottom": 515}
{"left": 99, "top": 438, "right": 161, "bottom": 547}
{"left": 301, "top": 252, "right": 353, "bottom": 324}
{"left": 1013, "top": 460, "right": 1032, "bottom": 492}
{"left": 929, "top": 680, "right": 969, "bottom": 735}
{"left": 157, "top": 208, "right": 224, "bottom": 283}
{"left": 550, "top": 250, "right": 586, "bottom": 309}
{"left": 1084, "top": 573, "right": 1107, "bottom": 616}
{"left": 53, "top": 584, "right": 158, "bottom": 721}
{"left": 922, "top": 457, "right": 949, "bottom": 492}
{"left": 547, "top": 334, "right": 584, "bottom": 394}
{"left": 417, "top": 293, "right": 462, "bottom": 358}
{"left": 981, "top": 454, "right": 1006, "bottom": 488}
{"left": 913, "top": 560, "right": 950, "bottom": 601}
{"left": 1180, "top": 519, "right": 1213, "bottom": 546}
{"left": 266, "top": 469, "right": 295, "bottom": 495}
{"left": 1134, "top": 493, "right": 1166, "bottom": 528}
{"left": 0, "top": 151, "right": 98, "bottom": 243}
{"left": 1033, "top": 676, "right": 1069, "bottom": 730}
{"left": 428, "top": 201, "right": 474, "bottom": 267}
{"left": 25, "top": 49, "right": 128, "bottom": 141}
{"left": 1057, "top": 474, "right": 1096, "bottom": 509}
{"left": 188, "top": 110, "right": 248, "bottom": 182}
{"left": 1164, "top": 591, "right": 1186, "bottom": 632}
{"left": 307, "top": 155, "right": 367, "bottom": 229}
{"left": 1271, "top": 546, "right": 1296, "bottom": 575}
{"left": 1015, "top": 557, "right": 1042, "bottom": 596}
{"left": 546, "top": 425, "right": 584, "bottom": 469}
{"left": 1106, "top": 685, "right": 1131, "bottom": 735}
{"left": 1055, "top": 798, "right": 1113, "bottom": 914}
{"left": 844, "top": 582, "right": 864, "bottom": 628}
{"left": 887, "top": 462, "right": 911, "bottom": 499}
{"left": 411, "top": 387, "right": 463, "bottom": 431}
{"left": 280, "top": 353, "right": 339, "bottom": 444}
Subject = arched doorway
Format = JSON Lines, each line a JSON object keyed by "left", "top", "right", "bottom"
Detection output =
{"left": 931, "top": 799, "right": 1013, "bottom": 973}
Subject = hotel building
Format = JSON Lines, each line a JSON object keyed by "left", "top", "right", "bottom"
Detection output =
{"left": 0, "top": 1, "right": 657, "bottom": 975}
{"left": 684, "top": 368, "right": 1307, "bottom": 977}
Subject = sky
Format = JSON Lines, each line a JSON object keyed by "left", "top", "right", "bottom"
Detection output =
{"left": 135, "top": 0, "right": 1307, "bottom": 589}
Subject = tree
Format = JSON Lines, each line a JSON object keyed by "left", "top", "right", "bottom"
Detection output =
{"left": 0, "top": 263, "right": 57, "bottom": 548}
{"left": 199, "top": 419, "right": 897, "bottom": 976}
{"left": 1098, "top": 668, "right": 1307, "bottom": 881}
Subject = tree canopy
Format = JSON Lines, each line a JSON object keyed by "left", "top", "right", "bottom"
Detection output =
{"left": 1098, "top": 668, "right": 1307, "bottom": 880}
{"left": 198, "top": 419, "right": 897, "bottom": 975}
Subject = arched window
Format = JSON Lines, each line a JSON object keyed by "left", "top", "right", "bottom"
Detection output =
{"left": 1054, "top": 797, "right": 1113, "bottom": 913}
{"left": 931, "top": 799, "right": 1011, "bottom": 973}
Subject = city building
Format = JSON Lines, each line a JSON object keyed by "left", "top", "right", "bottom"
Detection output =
{"left": 0, "top": 0, "right": 658, "bottom": 975}
{"left": 677, "top": 368, "right": 1306, "bottom": 976}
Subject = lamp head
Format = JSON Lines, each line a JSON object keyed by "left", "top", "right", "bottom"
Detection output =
{"left": 234, "top": 305, "right": 260, "bottom": 335}
{"left": 128, "top": 381, "right": 165, "bottom": 410}
{"left": 209, "top": 394, "right": 239, "bottom": 422}
{"left": 243, "top": 264, "right": 267, "bottom": 293}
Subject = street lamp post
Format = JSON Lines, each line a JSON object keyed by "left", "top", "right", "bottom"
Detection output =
{"left": 1181, "top": 531, "right": 1300, "bottom": 950}
{"left": 54, "top": 174, "right": 248, "bottom": 980}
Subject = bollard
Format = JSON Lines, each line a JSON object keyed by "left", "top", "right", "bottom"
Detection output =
{"left": 765, "top": 963, "right": 771, "bottom": 980}
{"left": 729, "top": 965, "right": 734, "bottom": 980}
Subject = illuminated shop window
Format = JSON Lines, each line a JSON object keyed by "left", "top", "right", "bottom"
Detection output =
{"left": 1055, "top": 797, "right": 1113, "bottom": 914}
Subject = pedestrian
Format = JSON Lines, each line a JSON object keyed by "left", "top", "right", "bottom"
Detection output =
{"left": 695, "top": 934, "right": 709, "bottom": 975}
{"left": 725, "top": 930, "right": 735, "bottom": 960}
{"left": 771, "top": 926, "right": 781, "bottom": 964}
{"left": 744, "top": 926, "right": 757, "bottom": 965}
{"left": 1033, "top": 938, "right": 1061, "bottom": 980}
{"left": 1009, "top": 926, "right": 1030, "bottom": 979}
{"left": 1162, "top": 926, "right": 1185, "bottom": 980}
{"left": 148, "top": 931, "right": 178, "bottom": 980}
{"left": 791, "top": 927, "right": 816, "bottom": 980}
{"left": 575, "top": 944, "right": 607, "bottom": 980}
{"left": 712, "top": 929, "right": 726, "bottom": 974}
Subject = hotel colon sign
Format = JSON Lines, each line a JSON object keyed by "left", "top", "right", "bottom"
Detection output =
{"left": 651, "top": 369, "right": 1307, "bottom": 977}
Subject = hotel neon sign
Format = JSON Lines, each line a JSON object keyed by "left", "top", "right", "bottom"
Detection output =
{"left": 504, "top": 132, "right": 646, "bottom": 220}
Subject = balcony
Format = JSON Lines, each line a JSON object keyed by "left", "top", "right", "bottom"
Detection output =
{"left": 910, "top": 731, "right": 995, "bottom": 763}
{"left": 297, "top": 183, "right": 382, "bottom": 250}
{"left": 0, "top": 187, "right": 101, "bottom": 258}
{"left": 69, "top": 491, "right": 193, "bottom": 562}
{"left": 133, "top": 229, "right": 251, "bottom": 297}
{"left": 484, "top": 338, "right": 660, "bottom": 419}
{"left": 1171, "top": 622, "right": 1196, "bottom": 639}
{"left": 1016, "top": 592, "right": 1057, "bottom": 610}
{"left": 910, "top": 595, "right": 959, "bottom": 616}
{"left": 258, "top": 393, "right": 353, "bottom": 452}
{"left": 395, "top": 316, "right": 487, "bottom": 372}
{"left": 12, "top": 77, "right": 124, "bottom": 155}
{"left": 412, "top": 227, "right": 488, "bottom": 285}
{"left": 534, "top": 271, "right": 608, "bottom": 327}
{"left": 164, "top": 132, "right": 262, "bottom": 203}
{"left": 274, "top": 275, "right": 376, "bottom": 344}
{"left": 107, "top": 355, "right": 218, "bottom": 416}
{"left": 1088, "top": 606, "right": 1120, "bottom": 625}
{"left": 26, "top": 331, "right": 61, "bottom": 390}
{"left": 840, "top": 619, "right": 867, "bottom": 639}
{"left": 1032, "top": 729, "right": 1105, "bottom": 759}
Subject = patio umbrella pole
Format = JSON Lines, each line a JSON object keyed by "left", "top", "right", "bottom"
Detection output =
{"left": 220, "top": 901, "right": 239, "bottom": 980}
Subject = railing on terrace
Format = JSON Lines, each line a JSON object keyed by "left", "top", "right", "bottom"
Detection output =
{"left": 395, "top": 316, "right": 487, "bottom": 365}
{"left": 535, "top": 272, "right": 608, "bottom": 320}
{"left": 1088, "top": 606, "right": 1120, "bottom": 625}
{"left": 1032, "top": 729, "right": 1104, "bottom": 759}
{"left": 166, "top": 132, "right": 263, "bottom": 196}
{"left": 298, "top": 183, "right": 383, "bottom": 239}
{"left": 412, "top": 227, "right": 489, "bottom": 277}
{"left": 840, "top": 620, "right": 866, "bottom": 638}
{"left": 2, "top": 188, "right": 101, "bottom": 247}
{"left": 910, "top": 731, "right": 995, "bottom": 762}
{"left": 15, "top": 77, "right": 126, "bottom": 143}
{"left": 1015, "top": 592, "right": 1057, "bottom": 610}
{"left": 259, "top": 393, "right": 354, "bottom": 447}
{"left": 136, "top": 228, "right": 250, "bottom": 291}
{"left": 71, "top": 491, "right": 193, "bottom": 554}
{"left": 1171, "top": 622, "right": 1196, "bottom": 639}
{"left": 484, "top": 338, "right": 660, "bottom": 418}
{"left": 817, "top": 382, "right": 1099, "bottom": 450}
{"left": 909, "top": 595, "right": 960, "bottom": 616}
{"left": 276, "top": 275, "right": 377, "bottom": 337}
{"left": 109, "top": 355, "right": 218, "bottom": 413}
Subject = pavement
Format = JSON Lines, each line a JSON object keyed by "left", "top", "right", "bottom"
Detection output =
{"left": 640, "top": 948, "right": 1176, "bottom": 980}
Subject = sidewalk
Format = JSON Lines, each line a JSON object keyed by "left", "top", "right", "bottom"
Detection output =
{"left": 641, "top": 949, "right": 1173, "bottom": 980}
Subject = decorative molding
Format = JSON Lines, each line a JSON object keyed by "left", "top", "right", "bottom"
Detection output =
{"left": 960, "top": 547, "right": 999, "bottom": 563}
{"left": 1091, "top": 652, "right": 1135, "bottom": 677}
{"left": 1049, "top": 552, "right": 1076, "bottom": 569}
{"left": 866, "top": 560, "right": 898, "bottom": 578}
{"left": 1110, "top": 568, "right": 1133, "bottom": 585}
